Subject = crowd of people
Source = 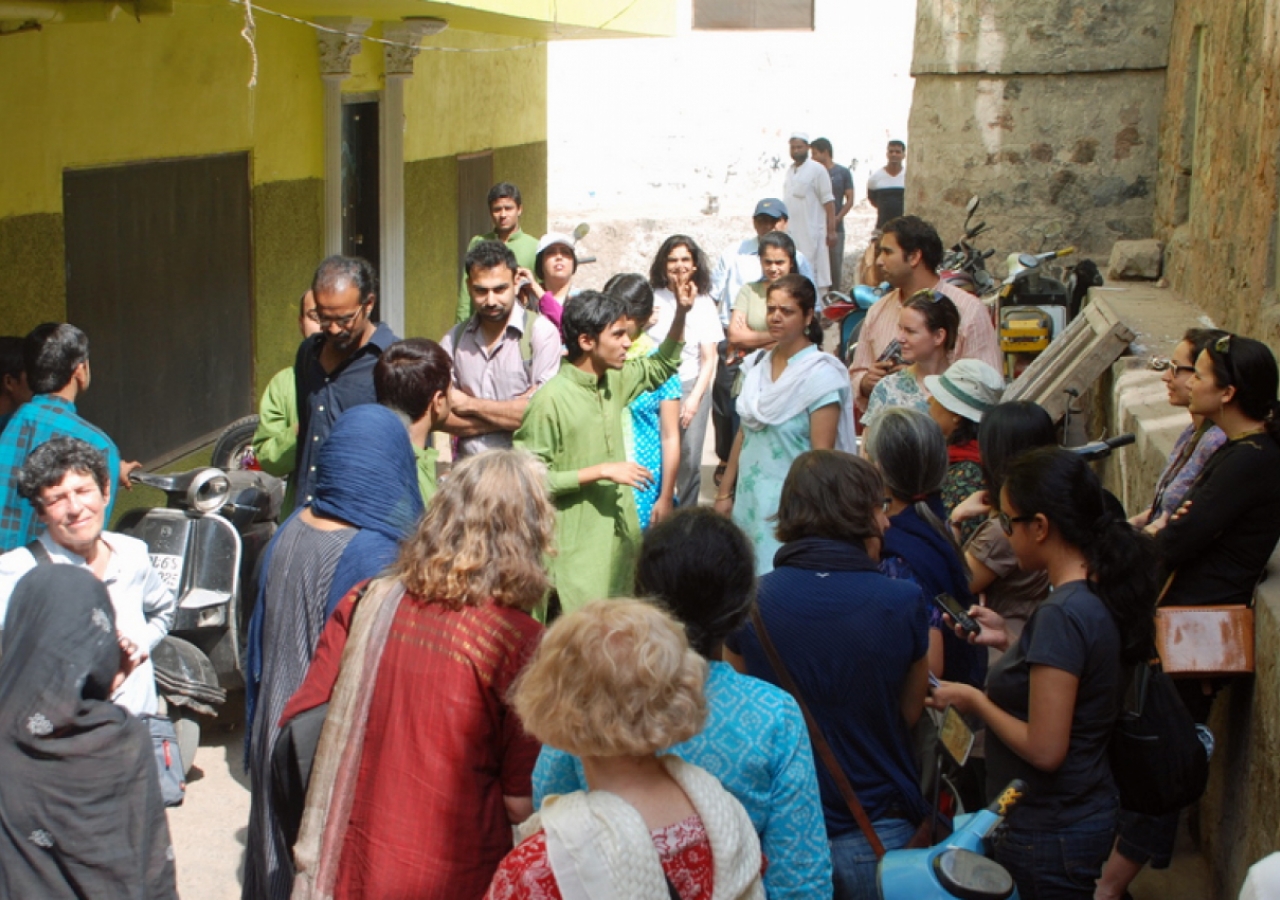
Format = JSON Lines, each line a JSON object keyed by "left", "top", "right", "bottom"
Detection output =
{"left": 0, "top": 147, "right": 1278, "bottom": 900}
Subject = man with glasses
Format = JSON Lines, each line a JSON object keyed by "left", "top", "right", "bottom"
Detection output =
{"left": 292, "top": 255, "right": 398, "bottom": 506}
{"left": 847, "top": 215, "right": 1001, "bottom": 417}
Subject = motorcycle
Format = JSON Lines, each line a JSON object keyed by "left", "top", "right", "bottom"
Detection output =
{"left": 118, "top": 466, "right": 283, "bottom": 770}
{"left": 878, "top": 779, "right": 1027, "bottom": 899}
{"left": 996, "top": 245, "right": 1079, "bottom": 380}
{"left": 941, "top": 196, "right": 998, "bottom": 299}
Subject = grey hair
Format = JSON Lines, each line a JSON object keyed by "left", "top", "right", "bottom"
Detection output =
{"left": 863, "top": 407, "right": 964, "bottom": 561}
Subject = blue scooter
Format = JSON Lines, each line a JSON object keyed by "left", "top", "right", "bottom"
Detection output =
{"left": 823, "top": 282, "right": 887, "bottom": 363}
{"left": 878, "top": 779, "right": 1026, "bottom": 900}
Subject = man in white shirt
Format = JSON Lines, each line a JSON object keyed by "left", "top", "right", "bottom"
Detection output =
{"left": 867, "top": 139, "right": 907, "bottom": 228}
{"left": 709, "top": 198, "right": 818, "bottom": 326}
{"left": 782, "top": 132, "right": 836, "bottom": 296}
{"left": 0, "top": 437, "right": 173, "bottom": 715}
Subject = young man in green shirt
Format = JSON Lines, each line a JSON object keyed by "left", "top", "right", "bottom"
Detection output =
{"left": 454, "top": 182, "right": 540, "bottom": 324}
{"left": 514, "top": 288, "right": 692, "bottom": 616}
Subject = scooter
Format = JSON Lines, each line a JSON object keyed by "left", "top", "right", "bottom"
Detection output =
{"left": 996, "top": 246, "right": 1077, "bottom": 380}
{"left": 878, "top": 780, "right": 1027, "bottom": 899}
{"left": 118, "top": 466, "right": 284, "bottom": 769}
{"left": 823, "top": 283, "right": 887, "bottom": 363}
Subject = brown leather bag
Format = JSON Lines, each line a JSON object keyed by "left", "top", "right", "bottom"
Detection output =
{"left": 1154, "top": 572, "right": 1255, "bottom": 678}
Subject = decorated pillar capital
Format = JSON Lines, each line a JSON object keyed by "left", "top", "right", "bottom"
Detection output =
{"left": 316, "top": 17, "right": 372, "bottom": 78}
{"left": 382, "top": 18, "right": 447, "bottom": 77}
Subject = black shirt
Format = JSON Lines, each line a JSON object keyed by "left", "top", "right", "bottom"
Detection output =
{"left": 292, "top": 322, "right": 398, "bottom": 505}
{"left": 985, "top": 581, "right": 1121, "bottom": 830}
{"left": 1158, "top": 432, "right": 1280, "bottom": 606}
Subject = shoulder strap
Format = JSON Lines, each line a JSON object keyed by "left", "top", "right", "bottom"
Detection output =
{"left": 749, "top": 606, "right": 886, "bottom": 858}
{"left": 519, "top": 307, "right": 536, "bottom": 365}
{"left": 26, "top": 539, "right": 52, "bottom": 566}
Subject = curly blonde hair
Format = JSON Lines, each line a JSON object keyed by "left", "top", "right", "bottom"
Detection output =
{"left": 513, "top": 599, "right": 708, "bottom": 757}
{"left": 392, "top": 449, "right": 555, "bottom": 610}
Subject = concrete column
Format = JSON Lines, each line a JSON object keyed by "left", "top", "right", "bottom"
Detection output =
{"left": 316, "top": 18, "right": 371, "bottom": 258}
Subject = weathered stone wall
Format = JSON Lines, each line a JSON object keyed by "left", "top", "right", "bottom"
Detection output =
{"left": 907, "top": 0, "right": 1175, "bottom": 271}
{"left": 1153, "top": 0, "right": 1280, "bottom": 345}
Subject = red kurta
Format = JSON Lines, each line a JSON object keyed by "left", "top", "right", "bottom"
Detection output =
{"left": 283, "top": 588, "right": 543, "bottom": 900}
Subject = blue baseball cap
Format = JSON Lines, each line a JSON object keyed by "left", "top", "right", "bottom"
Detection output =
{"left": 753, "top": 198, "right": 789, "bottom": 220}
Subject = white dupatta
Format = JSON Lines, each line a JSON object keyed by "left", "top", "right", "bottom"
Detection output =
{"left": 736, "top": 347, "right": 856, "bottom": 452}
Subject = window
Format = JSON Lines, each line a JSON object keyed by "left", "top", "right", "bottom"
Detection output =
{"left": 693, "top": 0, "right": 814, "bottom": 30}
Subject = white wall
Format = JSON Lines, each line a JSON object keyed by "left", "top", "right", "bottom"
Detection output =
{"left": 547, "top": 0, "right": 917, "bottom": 221}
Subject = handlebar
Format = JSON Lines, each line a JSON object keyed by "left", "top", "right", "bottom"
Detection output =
{"left": 1071, "top": 433, "right": 1136, "bottom": 462}
{"left": 985, "top": 779, "right": 1029, "bottom": 817}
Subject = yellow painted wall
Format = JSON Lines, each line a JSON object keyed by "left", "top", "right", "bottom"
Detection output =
{"left": 0, "top": 1, "right": 323, "bottom": 219}
{"left": 403, "top": 29, "right": 547, "bottom": 160}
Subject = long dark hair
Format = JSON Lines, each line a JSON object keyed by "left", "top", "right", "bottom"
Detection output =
{"left": 1004, "top": 447, "right": 1156, "bottom": 662}
{"left": 648, "top": 234, "right": 712, "bottom": 296}
{"left": 1202, "top": 334, "right": 1280, "bottom": 443}
{"left": 978, "top": 401, "right": 1057, "bottom": 501}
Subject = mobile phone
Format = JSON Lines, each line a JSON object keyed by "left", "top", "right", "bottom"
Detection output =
{"left": 933, "top": 592, "right": 980, "bottom": 637}
{"left": 877, "top": 338, "right": 904, "bottom": 365}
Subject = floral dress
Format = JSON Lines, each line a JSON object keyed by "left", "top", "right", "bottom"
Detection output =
{"left": 862, "top": 368, "right": 930, "bottom": 429}
{"left": 624, "top": 335, "right": 682, "bottom": 530}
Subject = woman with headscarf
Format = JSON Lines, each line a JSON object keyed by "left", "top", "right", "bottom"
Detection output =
{"left": 0, "top": 566, "right": 177, "bottom": 900}
{"left": 243, "top": 403, "right": 424, "bottom": 900}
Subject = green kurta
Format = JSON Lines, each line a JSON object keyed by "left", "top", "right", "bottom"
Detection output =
{"left": 514, "top": 337, "right": 683, "bottom": 615}
{"left": 252, "top": 366, "right": 299, "bottom": 514}
{"left": 454, "top": 228, "right": 541, "bottom": 323}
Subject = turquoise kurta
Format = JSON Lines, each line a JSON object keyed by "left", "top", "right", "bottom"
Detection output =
{"left": 514, "top": 337, "right": 683, "bottom": 615}
{"left": 733, "top": 346, "right": 840, "bottom": 576}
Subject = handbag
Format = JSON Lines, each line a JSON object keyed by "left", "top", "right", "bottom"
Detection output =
{"left": 1109, "top": 659, "right": 1209, "bottom": 815}
{"left": 142, "top": 714, "right": 187, "bottom": 807}
{"left": 1154, "top": 572, "right": 1255, "bottom": 678}
{"left": 749, "top": 607, "right": 939, "bottom": 856}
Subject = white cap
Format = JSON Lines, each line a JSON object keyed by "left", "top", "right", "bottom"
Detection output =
{"left": 537, "top": 232, "right": 576, "bottom": 254}
{"left": 923, "top": 359, "right": 1005, "bottom": 422}
{"left": 789, "top": 131, "right": 810, "bottom": 143}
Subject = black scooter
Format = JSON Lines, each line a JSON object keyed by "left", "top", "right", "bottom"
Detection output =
{"left": 118, "top": 466, "right": 282, "bottom": 770}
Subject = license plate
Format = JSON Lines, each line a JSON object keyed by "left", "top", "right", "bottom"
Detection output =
{"left": 149, "top": 553, "right": 183, "bottom": 592}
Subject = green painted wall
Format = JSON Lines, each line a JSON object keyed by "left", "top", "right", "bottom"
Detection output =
{"left": 251, "top": 178, "right": 325, "bottom": 398}
{"left": 495, "top": 141, "right": 549, "bottom": 242}
{"left": 0, "top": 213, "right": 65, "bottom": 332}
{"left": 405, "top": 157, "right": 460, "bottom": 343}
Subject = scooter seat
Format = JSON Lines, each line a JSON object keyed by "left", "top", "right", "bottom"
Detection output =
{"left": 932, "top": 849, "right": 1015, "bottom": 899}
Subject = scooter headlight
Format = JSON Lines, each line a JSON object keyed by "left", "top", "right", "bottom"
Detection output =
{"left": 186, "top": 468, "right": 231, "bottom": 515}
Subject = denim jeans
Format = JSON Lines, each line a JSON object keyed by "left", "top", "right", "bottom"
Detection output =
{"left": 994, "top": 806, "right": 1117, "bottom": 900}
{"left": 830, "top": 817, "right": 916, "bottom": 900}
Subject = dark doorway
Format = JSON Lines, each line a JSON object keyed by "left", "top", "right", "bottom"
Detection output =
{"left": 342, "top": 100, "right": 380, "bottom": 273}
{"left": 63, "top": 153, "right": 254, "bottom": 464}
{"left": 457, "top": 151, "right": 495, "bottom": 274}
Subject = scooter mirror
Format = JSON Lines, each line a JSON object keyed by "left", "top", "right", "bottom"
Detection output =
{"left": 1017, "top": 253, "right": 1041, "bottom": 270}
{"left": 965, "top": 196, "right": 980, "bottom": 217}
{"left": 572, "top": 222, "right": 590, "bottom": 242}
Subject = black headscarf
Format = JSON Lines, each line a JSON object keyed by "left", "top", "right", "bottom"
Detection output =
{"left": 0, "top": 566, "right": 177, "bottom": 899}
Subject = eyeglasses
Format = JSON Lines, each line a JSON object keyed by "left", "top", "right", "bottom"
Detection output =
{"left": 1149, "top": 356, "right": 1195, "bottom": 376}
{"left": 306, "top": 304, "right": 366, "bottom": 329}
{"left": 998, "top": 510, "right": 1036, "bottom": 535}
{"left": 907, "top": 288, "right": 945, "bottom": 304}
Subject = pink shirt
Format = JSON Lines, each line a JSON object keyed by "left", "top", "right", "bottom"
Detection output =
{"left": 847, "top": 280, "right": 1002, "bottom": 413}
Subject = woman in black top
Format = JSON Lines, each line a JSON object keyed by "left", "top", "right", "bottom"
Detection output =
{"left": 930, "top": 449, "right": 1156, "bottom": 900}
{"left": 1098, "top": 334, "right": 1280, "bottom": 900}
